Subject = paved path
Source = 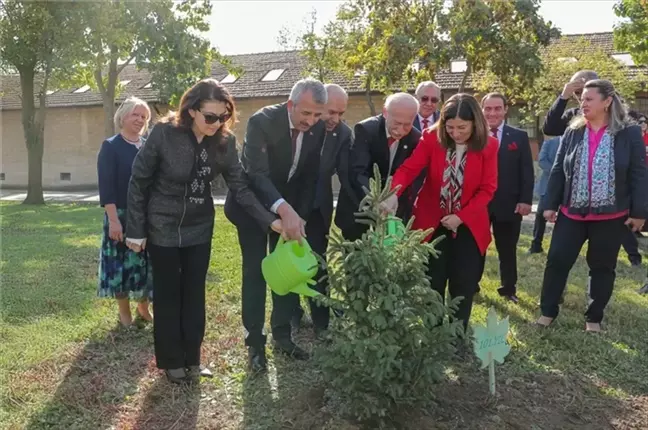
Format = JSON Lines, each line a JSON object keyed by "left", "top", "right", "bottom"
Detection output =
{"left": 1, "top": 190, "right": 542, "bottom": 221}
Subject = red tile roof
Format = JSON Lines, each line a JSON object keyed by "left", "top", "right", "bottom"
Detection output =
{"left": 1, "top": 32, "right": 645, "bottom": 110}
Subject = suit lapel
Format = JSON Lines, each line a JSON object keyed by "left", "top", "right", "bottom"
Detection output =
{"left": 392, "top": 133, "right": 413, "bottom": 174}
{"left": 377, "top": 116, "right": 391, "bottom": 175}
{"left": 276, "top": 105, "right": 293, "bottom": 181}
{"left": 321, "top": 129, "right": 340, "bottom": 173}
{"left": 413, "top": 116, "right": 421, "bottom": 132}
{"left": 499, "top": 124, "right": 511, "bottom": 159}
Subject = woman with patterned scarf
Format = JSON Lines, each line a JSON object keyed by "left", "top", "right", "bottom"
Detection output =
{"left": 537, "top": 79, "right": 648, "bottom": 333}
{"left": 382, "top": 93, "right": 498, "bottom": 332}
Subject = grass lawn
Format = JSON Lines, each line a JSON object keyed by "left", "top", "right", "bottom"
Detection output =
{"left": 1, "top": 201, "right": 648, "bottom": 429}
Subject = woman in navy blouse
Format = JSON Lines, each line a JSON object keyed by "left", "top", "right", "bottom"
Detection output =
{"left": 97, "top": 96, "right": 154, "bottom": 327}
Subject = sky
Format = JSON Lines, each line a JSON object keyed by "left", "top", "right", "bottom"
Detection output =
{"left": 208, "top": 0, "right": 621, "bottom": 56}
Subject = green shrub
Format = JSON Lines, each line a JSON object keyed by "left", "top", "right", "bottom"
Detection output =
{"left": 316, "top": 165, "right": 463, "bottom": 427}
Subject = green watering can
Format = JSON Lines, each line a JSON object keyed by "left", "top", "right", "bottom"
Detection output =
{"left": 262, "top": 237, "right": 322, "bottom": 297}
{"left": 382, "top": 216, "right": 406, "bottom": 247}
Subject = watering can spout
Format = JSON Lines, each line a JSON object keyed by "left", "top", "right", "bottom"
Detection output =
{"left": 292, "top": 280, "right": 321, "bottom": 298}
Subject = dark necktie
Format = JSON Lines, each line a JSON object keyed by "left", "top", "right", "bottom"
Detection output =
{"left": 388, "top": 137, "right": 396, "bottom": 147}
{"left": 422, "top": 118, "right": 429, "bottom": 130}
{"left": 490, "top": 127, "right": 499, "bottom": 140}
{"left": 291, "top": 128, "right": 299, "bottom": 162}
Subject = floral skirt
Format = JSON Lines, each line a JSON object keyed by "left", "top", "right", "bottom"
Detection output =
{"left": 97, "top": 209, "right": 153, "bottom": 302}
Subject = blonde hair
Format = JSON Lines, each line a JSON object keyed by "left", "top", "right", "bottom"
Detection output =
{"left": 569, "top": 79, "right": 629, "bottom": 135}
{"left": 114, "top": 96, "right": 151, "bottom": 134}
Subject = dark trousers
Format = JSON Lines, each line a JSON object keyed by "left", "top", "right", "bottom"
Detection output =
{"left": 540, "top": 214, "right": 625, "bottom": 323}
{"left": 427, "top": 225, "right": 484, "bottom": 331}
{"left": 491, "top": 217, "right": 522, "bottom": 295}
{"left": 531, "top": 198, "right": 547, "bottom": 250}
{"left": 621, "top": 229, "right": 641, "bottom": 264}
{"left": 236, "top": 218, "right": 298, "bottom": 346}
{"left": 295, "top": 210, "right": 330, "bottom": 330}
{"left": 148, "top": 242, "right": 212, "bottom": 369}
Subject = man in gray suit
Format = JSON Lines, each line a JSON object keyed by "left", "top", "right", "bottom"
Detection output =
{"left": 224, "top": 78, "right": 328, "bottom": 372}
{"left": 293, "top": 84, "right": 354, "bottom": 335}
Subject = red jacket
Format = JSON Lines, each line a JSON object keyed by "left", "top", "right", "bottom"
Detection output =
{"left": 392, "top": 129, "right": 499, "bottom": 255}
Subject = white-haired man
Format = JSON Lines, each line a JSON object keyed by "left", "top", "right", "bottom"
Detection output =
{"left": 336, "top": 92, "right": 422, "bottom": 240}
{"left": 413, "top": 81, "right": 441, "bottom": 131}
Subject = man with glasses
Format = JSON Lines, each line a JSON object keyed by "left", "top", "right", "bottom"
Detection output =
{"left": 542, "top": 70, "right": 599, "bottom": 137}
{"left": 413, "top": 81, "right": 441, "bottom": 131}
{"left": 336, "top": 93, "right": 422, "bottom": 241}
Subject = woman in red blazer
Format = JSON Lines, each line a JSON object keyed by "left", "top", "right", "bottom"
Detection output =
{"left": 383, "top": 93, "right": 498, "bottom": 329}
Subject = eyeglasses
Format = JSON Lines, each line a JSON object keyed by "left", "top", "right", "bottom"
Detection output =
{"left": 200, "top": 110, "right": 231, "bottom": 125}
{"left": 420, "top": 96, "right": 439, "bottom": 104}
{"left": 639, "top": 120, "right": 647, "bottom": 124}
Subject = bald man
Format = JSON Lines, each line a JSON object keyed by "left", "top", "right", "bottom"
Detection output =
{"left": 292, "top": 84, "right": 354, "bottom": 335}
{"left": 336, "top": 92, "right": 422, "bottom": 240}
{"left": 542, "top": 70, "right": 599, "bottom": 136}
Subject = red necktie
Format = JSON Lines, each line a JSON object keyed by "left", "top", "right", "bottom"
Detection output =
{"left": 388, "top": 137, "right": 396, "bottom": 147}
{"left": 422, "top": 119, "right": 429, "bottom": 130}
{"left": 291, "top": 128, "right": 299, "bottom": 161}
{"left": 490, "top": 127, "right": 499, "bottom": 141}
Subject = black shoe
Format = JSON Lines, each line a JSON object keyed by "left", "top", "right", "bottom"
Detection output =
{"left": 186, "top": 364, "right": 213, "bottom": 379}
{"left": 273, "top": 338, "right": 310, "bottom": 360}
{"left": 638, "top": 283, "right": 648, "bottom": 295}
{"left": 165, "top": 368, "right": 189, "bottom": 384}
{"left": 247, "top": 346, "right": 267, "bottom": 373}
{"left": 497, "top": 286, "right": 519, "bottom": 304}
{"left": 528, "top": 246, "right": 543, "bottom": 254}
{"left": 630, "top": 257, "right": 642, "bottom": 267}
{"left": 291, "top": 313, "right": 313, "bottom": 332}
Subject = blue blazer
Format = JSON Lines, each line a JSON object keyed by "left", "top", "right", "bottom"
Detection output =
{"left": 534, "top": 136, "right": 560, "bottom": 197}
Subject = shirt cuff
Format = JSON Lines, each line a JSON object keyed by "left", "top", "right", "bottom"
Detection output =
{"left": 126, "top": 238, "right": 145, "bottom": 245}
{"left": 270, "top": 198, "right": 286, "bottom": 214}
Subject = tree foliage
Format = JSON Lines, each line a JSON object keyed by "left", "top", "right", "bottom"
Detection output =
{"left": 61, "top": 0, "right": 217, "bottom": 137}
{"left": 316, "top": 165, "right": 463, "bottom": 427}
{"left": 443, "top": 0, "right": 557, "bottom": 92}
{"left": 284, "top": 0, "right": 555, "bottom": 114}
{"left": 0, "top": 0, "right": 83, "bottom": 204}
{"left": 614, "top": 0, "right": 648, "bottom": 66}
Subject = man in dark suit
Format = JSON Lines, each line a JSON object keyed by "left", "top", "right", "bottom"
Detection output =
{"left": 413, "top": 81, "right": 441, "bottom": 132}
{"left": 336, "top": 93, "right": 422, "bottom": 240}
{"left": 293, "top": 83, "right": 353, "bottom": 335}
{"left": 481, "top": 92, "right": 534, "bottom": 303}
{"left": 542, "top": 70, "right": 598, "bottom": 137}
{"left": 224, "top": 78, "right": 327, "bottom": 371}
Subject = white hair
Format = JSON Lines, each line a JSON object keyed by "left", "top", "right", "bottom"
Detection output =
{"left": 415, "top": 81, "right": 441, "bottom": 97}
{"left": 325, "top": 83, "right": 348, "bottom": 101}
{"left": 114, "top": 96, "right": 151, "bottom": 134}
{"left": 289, "top": 78, "right": 328, "bottom": 105}
{"left": 384, "top": 92, "right": 419, "bottom": 113}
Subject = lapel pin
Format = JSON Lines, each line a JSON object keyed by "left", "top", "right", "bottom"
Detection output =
{"left": 333, "top": 132, "right": 337, "bottom": 137}
{"left": 404, "top": 145, "right": 408, "bottom": 149}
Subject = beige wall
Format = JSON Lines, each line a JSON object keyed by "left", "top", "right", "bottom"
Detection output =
{"left": 0, "top": 94, "right": 386, "bottom": 189}
{"left": 3, "top": 92, "right": 645, "bottom": 189}
{"left": 2, "top": 106, "right": 107, "bottom": 188}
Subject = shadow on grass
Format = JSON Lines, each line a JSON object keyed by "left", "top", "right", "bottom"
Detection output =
{"left": 131, "top": 376, "right": 200, "bottom": 430}
{"left": 22, "top": 324, "right": 154, "bottom": 429}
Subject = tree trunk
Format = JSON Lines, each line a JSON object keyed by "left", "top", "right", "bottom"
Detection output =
{"left": 96, "top": 50, "right": 119, "bottom": 137}
{"left": 19, "top": 68, "right": 45, "bottom": 205}
{"left": 365, "top": 76, "right": 376, "bottom": 116}
{"left": 458, "top": 61, "right": 471, "bottom": 93}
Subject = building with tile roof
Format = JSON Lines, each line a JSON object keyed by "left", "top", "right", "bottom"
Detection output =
{"left": 1, "top": 32, "right": 646, "bottom": 189}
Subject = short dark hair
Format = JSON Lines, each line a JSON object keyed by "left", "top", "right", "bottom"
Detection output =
{"left": 481, "top": 92, "right": 508, "bottom": 107}
{"left": 437, "top": 93, "right": 489, "bottom": 151}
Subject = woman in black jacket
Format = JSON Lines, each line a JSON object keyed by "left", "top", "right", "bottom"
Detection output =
{"left": 126, "top": 79, "right": 280, "bottom": 383}
{"left": 536, "top": 79, "right": 648, "bottom": 333}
